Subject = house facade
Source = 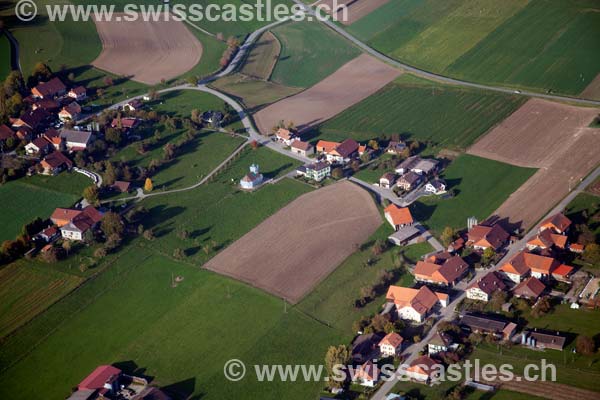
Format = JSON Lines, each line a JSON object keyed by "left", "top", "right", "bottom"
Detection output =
{"left": 380, "top": 172, "right": 396, "bottom": 189}
{"left": 240, "top": 164, "right": 264, "bottom": 189}
{"left": 378, "top": 332, "right": 403, "bottom": 357}
{"left": 290, "top": 140, "right": 314, "bottom": 157}
{"left": 466, "top": 271, "right": 506, "bottom": 302}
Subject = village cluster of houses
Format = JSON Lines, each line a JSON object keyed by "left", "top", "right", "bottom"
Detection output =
{"left": 66, "top": 365, "right": 171, "bottom": 400}
{"left": 380, "top": 151, "right": 446, "bottom": 196}
{"left": 341, "top": 209, "right": 582, "bottom": 389}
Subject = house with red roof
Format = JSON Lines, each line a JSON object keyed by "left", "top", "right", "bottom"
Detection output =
{"left": 59, "top": 102, "right": 82, "bottom": 122}
{"left": 414, "top": 255, "right": 469, "bottom": 286}
{"left": 40, "top": 151, "right": 73, "bottom": 175}
{"left": 316, "top": 138, "right": 359, "bottom": 164}
{"left": 353, "top": 360, "right": 379, "bottom": 387}
{"left": 540, "top": 213, "right": 571, "bottom": 235}
{"left": 275, "top": 127, "right": 298, "bottom": 146}
{"left": 68, "top": 86, "right": 87, "bottom": 101}
{"left": 466, "top": 271, "right": 506, "bottom": 302}
{"left": 384, "top": 204, "right": 413, "bottom": 231}
{"left": 467, "top": 223, "right": 510, "bottom": 251}
{"left": 31, "top": 77, "right": 67, "bottom": 99}
{"left": 405, "top": 355, "right": 440, "bottom": 382}
{"left": 512, "top": 276, "right": 546, "bottom": 300}
{"left": 51, "top": 206, "right": 103, "bottom": 241}
{"left": 290, "top": 140, "right": 314, "bottom": 157}
{"left": 499, "top": 251, "right": 564, "bottom": 282}
{"left": 527, "top": 229, "right": 568, "bottom": 252}
{"left": 386, "top": 285, "right": 447, "bottom": 323}
{"left": 378, "top": 332, "right": 403, "bottom": 357}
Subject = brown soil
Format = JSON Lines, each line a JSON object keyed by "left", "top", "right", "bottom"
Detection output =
{"left": 468, "top": 98, "right": 599, "bottom": 230}
{"left": 581, "top": 73, "right": 600, "bottom": 101}
{"left": 92, "top": 14, "right": 203, "bottom": 85}
{"left": 315, "top": 0, "right": 390, "bottom": 25}
{"left": 204, "top": 181, "right": 382, "bottom": 304}
{"left": 253, "top": 53, "right": 401, "bottom": 134}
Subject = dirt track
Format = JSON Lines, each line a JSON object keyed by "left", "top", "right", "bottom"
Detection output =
{"left": 316, "top": 0, "right": 390, "bottom": 25}
{"left": 92, "top": 15, "right": 202, "bottom": 84}
{"left": 468, "top": 99, "right": 599, "bottom": 230}
{"left": 204, "top": 181, "right": 382, "bottom": 304}
{"left": 254, "top": 53, "right": 401, "bottom": 134}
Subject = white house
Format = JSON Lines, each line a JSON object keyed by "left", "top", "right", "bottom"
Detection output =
{"left": 385, "top": 285, "right": 446, "bottom": 323}
{"left": 425, "top": 179, "right": 446, "bottom": 194}
{"left": 297, "top": 162, "right": 330, "bottom": 182}
{"left": 354, "top": 361, "right": 379, "bottom": 387}
{"left": 67, "top": 86, "right": 87, "bottom": 101}
{"left": 378, "top": 332, "right": 403, "bottom": 358}
{"left": 428, "top": 331, "right": 457, "bottom": 355}
{"left": 59, "top": 129, "right": 93, "bottom": 151}
{"left": 379, "top": 172, "right": 396, "bottom": 189}
{"left": 405, "top": 356, "right": 440, "bottom": 383}
{"left": 275, "top": 128, "right": 298, "bottom": 146}
{"left": 466, "top": 271, "right": 506, "bottom": 302}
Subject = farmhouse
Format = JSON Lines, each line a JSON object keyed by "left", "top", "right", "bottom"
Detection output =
{"left": 240, "top": 164, "right": 264, "bottom": 189}
{"left": 54, "top": 206, "right": 103, "bottom": 241}
{"left": 123, "top": 98, "right": 143, "bottom": 112}
{"left": 425, "top": 179, "right": 446, "bottom": 195}
{"left": 296, "top": 162, "right": 330, "bottom": 182}
{"left": 111, "top": 117, "right": 140, "bottom": 131}
{"left": 467, "top": 223, "right": 509, "bottom": 251}
{"left": 325, "top": 138, "right": 359, "bottom": 164}
{"left": 60, "top": 129, "right": 93, "bottom": 151}
{"left": 396, "top": 171, "right": 422, "bottom": 191}
{"left": 540, "top": 212, "right": 571, "bottom": 234}
{"left": 12, "top": 108, "right": 51, "bottom": 132}
{"left": 551, "top": 264, "right": 574, "bottom": 282}
{"left": 384, "top": 204, "right": 413, "bottom": 231}
{"left": 413, "top": 255, "right": 469, "bottom": 286}
{"left": 388, "top": 225, "right": 421, "bottom": 246}
{"left": 25, "top": 137, "right": 53, "bottom": 155}
{"left": 385, "top": 285, "right": 446, "bottom": 323}
{"left": 466, "top": 271, "right": 506, "bottom": 302}
{"left": 32, "top": 98, "right": 60, "bottom": 113}
{"left": 31, "top": 77, "right": 67, "bottom": 98}
{"left": 315, "top": 140, "right": 338, "bottom": 154}
{"left": 405, "top": 356, "right": 440, "bottom": 383}
{"left": 459, "top": 313, "right": 516, "bottom": 340}
{"left": 521, "top": 329, "right": 567, "bottom": 351}
{"left": 380, "top": 172, "right": 396, "bottom": 189}
{"left": 428, "top": 330, "right": 456, "bottom": 355}
{"left": 378, "top": 332, "right": 403, "bottom": 357}
{"left": 275, "top": 127, "right": 298, "bottom": 146}
{"left": 68, "top": 86, "right": 87, "bottom": 101}
{"left": 395, "top": 156, "right": 438, "bottom": 176}
{"left": 386, "top": 141, "right": 406, "bottom": 155}
{"left": 512, "top": 276, "right": 546, "bottom": 300}
{"left": 40, "top": 151, "right": 73, "bottom": 175}
{"left": 58, "top": 102, "right": 82, "bottom": 122}
{"left": 499, "top": 251, "right": 560, "bottom": 282}
{"left": 354, "top": 360, "right": 379, "bottom": 387}
{"left": 527, "top": 229, "right": 568, "bottom": 252}
{"left": 111, "top": 181, "right": 131, "bottom": 193}
{"left": 290, "top": 140, "right": 314, "bottom": 157}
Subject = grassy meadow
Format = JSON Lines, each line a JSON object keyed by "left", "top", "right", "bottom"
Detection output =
{"left": 270, "top": 21, "right": 361, "bottom": 88}
{"left": 210, "top": 74, "right": 302, "bottom": 109}
{"left": 347, "top": 0, "right": 600, "bottom": 95}
{"left": 0, "top": 172, "right": 91, "bottom": 242}
{"left": 317, "top": 75, "right": 525, "bottom": 151}
{"left": 410, "top": 155, "right": 536, "bottom": 235}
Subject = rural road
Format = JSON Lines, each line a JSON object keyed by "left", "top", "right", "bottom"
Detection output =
{"left": 370, "top": 164, "right": 600, "bottom": 400}
{"left": 293, "top": 0, "right": 600, "bottom": 107}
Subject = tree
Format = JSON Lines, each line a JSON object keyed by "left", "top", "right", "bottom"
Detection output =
{"left": 187, "top": 76, "right": 198, "bottom": 86}
{"left": 371, "top": 239, "right": 386, "bottom": 256}
{"left": 144, "top": 177, "right": 154, "bottom": 192}
{"left": 367, "top": 139, "right": 379, "bottom": 150}
{"left": 173, "top": 248, "right": 185, "bottom": 259}
{"left": 143, "top": 229, "right": 155, "bottom": 241}
{"left": 82, "top": 185, "right": 99, "bottom": 205}
{"left": 324, "top": 345, "right": 350, "bottom": 389}
{"left": 101, "top": 211, "right": 124, "bottom": 238}
{"left": 332, "top": 167, "right": 344, "bottom": 179}
{"left": 40, "top": 247, "right": 58, "bottom": 263}
{"left": 489, "top": 290, "right": 508, "bottom": 311}
{"left": 440, "top": 226, "right": 455, "bottom": 247}
{"left": 105, "top": 128, "right": 123, "bottom": 146}
{"left": 482, "top": 247, "right": 496, "bottom": 265}
{"left": 94, "top": 247, "right": 107, "bottom": 258}
{"left": 531, "top": 296, "right": 552, "bottom": 318}
{"left": 583, "top": 243, "right": 600, "bottom": 265}
{"left": 576, "top": 335, "right": 595, "bottom": 355}
{"left": 250, "top": 140, "right": 259, "bottom": 150}
{"left": 62, "top": 240, "right": 72, "bottom": 256}
{"left": 177, "top": 229, "right": 189, "bottom": 240}
{"left": 191, "top": 109, "right": 200, "bottom": 124}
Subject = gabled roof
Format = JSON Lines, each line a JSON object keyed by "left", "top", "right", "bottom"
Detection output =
{"left": 407, "top": 355, "right": 438, "bottom": 376}
{"left": 540, "top": 213, "right": 571, "bottom": 233}
{"left": 69, "top": 86, "right": 87, "bottom": 96}
{"left": 31, "top": 136, "right": 51, "bottom": 149}
{"left": 384, "top": 204, "right": 413, "bottom": 226}
{"left": 379, "top": 332, "right": 403, "bottom": 348}
{"left": 60, "top": 102, "right": 81, "bottom": 116}
{"left": 415, "top": 256, "right": 468, "bottom": 284}
{"left": 386, "top": 285, "right": 439, "bottom": 315}
{"left": 0, "top": 124, "right": 15, "bottom": 140}
{"left": 467, "top": 271, "right": 506, "bottom": 295}
{"left": 331, "top": 138, "right": 359, "bottom": 158}
{"left": 552, "top": 264, "right": 573, "bottom": 278}
{"left": 315, "top": 140, "right": 339, "bottom": 153}
{"left": 51, "top": 208, "right": 82, "bottom": 222}
{"left": 42, "top": 151, "right": 73, "bottom": 169}
{"left": 501, "top": 251, "right": 558, "bottom": 276}
{"left": 17, "top": 108, "right": 50, "bottom": 129}
{"left": 398, "top": 171, "right": 421, "bottom": 185}
{"left": 380, "top": 172, "right": 396, "bottom": 182}
{"left": 78, "top": 365, "right": 121, "bottom": 391}
{"left": 429, "top": 330, "right": 452, "bottom": 347}
{"left": 60, "top": 129, "right": 92, "bottom": 145}
{"left": 460, "top": 313, "right": 508, "bottom": 332}
{"left": 111, "top": 117, "right": 139, "bottom": 129}
{"left": 528, "top": 229, "right": 568, "bottom": 249}
{"left": 512, "top": 276, "right": 545, "bottom": 299}
{"left": 291, "top": 140, "right": 312, "bottom": 151}
{"left": 428, "top": 179, "right": 446, "bottom": 190}
{"left": 467, "top": 224, "right": 509, "bottom": 250}
{"left": 32, "top": 77, "right": 66, "bottom": 97}
{"left": 356, "top": 360, "right": 379, "bottom": 381}
{"left": 276, "top": 127, "right": 295, "bottom": 140}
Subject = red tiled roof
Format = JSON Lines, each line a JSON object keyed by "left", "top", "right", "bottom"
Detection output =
{"left": 384, "top": 204, "right": 413, "bottom": 226}
{"left": 386, "top": 285, "right": 439, "bottom": 315}
{"left": 32, "top": 77, "right": 66, "bottom": 97}
{"left": 379, "top": 332, "right": 403, "bottom": 348}
{"left": 467, "top": 271, "right": 506, "bottom": 295}
{"left": 291, "top": 140, "right": 312, "bottom": 151}
{"left": 0, "top": 124, "right": 15, "bottom": 140}
{"left": 78, "top": 365, "right": 121, "bottom": 391}
{"left": 468, "top": 224, "right": 509, "bottom": 250}
{"left": 512, "top": 276, "right": 545, "bottom": 299}
{"left": 541, "top": 213, "right": 571, "bottom": 233}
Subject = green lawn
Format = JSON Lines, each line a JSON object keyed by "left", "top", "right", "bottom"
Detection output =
{"left": 410, "top": 155, "right": 536, "bottom": 235}
{"left": 0, "top": 247, "right": 342, "bottom": 400}
{"left": 0, "top": 33, "right": 12, "bottom": 81}
{"left": 317, "top": 75, "right": 526, "bottom": 151}
{"left": 135, "top": 146, "right": 307, "bottom": 265}
{"left": 564, "top": 192, "right": 600, "bottom": 240}
{"left": 0, "top": 261, "right": 83, "bottom": 339}
{"left": 346, "top": 0, "right": 600, "bottom": 96}
{"left": 297, "top": 224, "right": 433, "bottom": 331}
{"left": 210, "top": 73, "right": 302, "bottom": 109}
{"left": 0, "top": 172, "right": 91, "bottom": 242}
{"left": 270, "top": 21, "right": 361, "bottom": 88}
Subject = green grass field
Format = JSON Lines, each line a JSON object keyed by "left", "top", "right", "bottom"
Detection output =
{"left": 347, "top": 0, "right": 600, "bottom": 95}
{"left": 241, "top": 31, "right": 280, "bottom": 80}
{"left": 270, "top": 21, "right": 361, "bottom": 88}
{"left": 0, "top": 33, "right": 12, "bottom": 81}
{"left": 0, "top": 247, "right": 342, "bottom": 400}
{"left": 318, "top": 75, "right": 525, "bottom": 151}
{"left": 298, "top": 224, "right": 433, "bottom": 331}
{"left": 410, "top": 155, "right": 536, "bottom": 235}
{"left": 135, "top": 146, "right": 307, "bottom": 265}
{"left": 0, "top": 172, "right": 91, "bottom": 242}
{"left": 0, "top": 262, "right": 83, "bottom": 339}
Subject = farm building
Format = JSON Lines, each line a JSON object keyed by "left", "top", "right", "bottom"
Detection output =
{"left": 380, "top": 172, "right": 396, "bottom": 189}
{"left": 290, "top": 140, "right": 314, "bottom": 157}
{"left": 459, "top": 313, "right": 516, "bottom": 340}
{"left": 466, "top": 271, "right": 507, "bottom": 302}
{"left": 467, "top": 223, "right": 510, "bottom": 251}
{"left": 512, "top": 276, "right": 546, "bottom": 300}
{"left": 384, "top": 204, "right": 413, "bottom": 231}
{"left": 385, "top": 285, "right": 447, "bottom": 323}
{"left": 395, "top": 156, "right": 438, "bottom": 176}
{"left": 413, "top": 255, "right": 469, "bottom": 286}
{"left": 405, "top": 356, "right": 440, "bottom": 383}
{"left": 520, "top": 329, "right": 567, "bottom": 351}
{"left": 296, "top": 162, "right": 330, "bottom": 182}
